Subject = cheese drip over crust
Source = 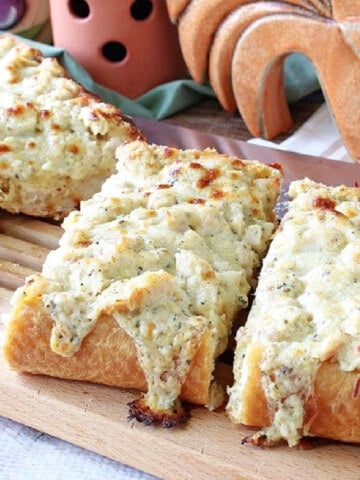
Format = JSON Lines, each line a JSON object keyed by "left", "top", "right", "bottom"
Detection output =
{"left": 38, "top": 140, "right": 281, "bottom": 420}
{"left": 227, "top": 178, "right": 360, "bottom": 446}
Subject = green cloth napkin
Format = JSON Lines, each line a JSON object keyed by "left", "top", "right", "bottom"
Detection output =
{"left": 10, "top": 33, "right": 320, "bottom": 120}
{"left": 284, "top": 53, "right": 321, "bottom": 104}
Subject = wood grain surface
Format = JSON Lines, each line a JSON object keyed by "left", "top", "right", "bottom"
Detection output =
{"left": 0, "top": 210, "right": 359, "bottom": 480}
{"left": 163, "top": 96, "right": 323, "bottom": 142}
{"left": 1, "top": 118, "right": 360, "bottom": 480}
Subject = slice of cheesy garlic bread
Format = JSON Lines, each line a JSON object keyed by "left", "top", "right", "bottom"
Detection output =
{"left": 227, "top": 178, "right": 360, "bottom": 446}
{"left": 0, "top": 34, "right": 142, "bottom": 220}
{"left": 3, "top": 140, "right": 282, "bottom": 426}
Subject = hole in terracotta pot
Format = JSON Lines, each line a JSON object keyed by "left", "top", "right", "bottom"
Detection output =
{"left": 102, "top": 42, "right": 127, "bottom": 62}
{"left": 130, "top": 0, "right": 153, "bottom": 20}
{"left": 69, "top": 0, "right": 90, "bottom": 18}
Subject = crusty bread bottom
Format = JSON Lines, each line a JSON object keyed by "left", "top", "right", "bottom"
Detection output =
{"left": 239, "top": 344, "right": 360, "bottom": 443}
{"left": 3, "top": 275, "right": 214, "bottom": 406}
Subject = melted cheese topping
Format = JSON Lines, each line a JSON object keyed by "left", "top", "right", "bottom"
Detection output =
{"left": 227, "top": 178, "right": 360, "bottom": 446}
{"left": 0, "top": 34, "right": 139, "bottom": 217}
{"left": 40, "top": 140, "right": 281, "bottom": 413}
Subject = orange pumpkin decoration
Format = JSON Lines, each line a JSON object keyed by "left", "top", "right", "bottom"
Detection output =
{"left": 166, "top": 0, "right": 360, "bottom": 162}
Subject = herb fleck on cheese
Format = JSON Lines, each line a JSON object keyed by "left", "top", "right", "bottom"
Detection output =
{"left": 228, "top": 178, "right": 360, "bottom": 446}
{"left": 41, "top": 141, "right": 282, "bottom": 418}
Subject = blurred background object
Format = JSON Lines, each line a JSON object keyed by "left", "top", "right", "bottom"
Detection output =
{"left": 167, "top": 0, "right": 360, "bottom": 163}
{"left": 49, "top": 0, "right": 188, "bottom": 99}
{"left": 1, "top": 0, "right": 52, "bottom": 42}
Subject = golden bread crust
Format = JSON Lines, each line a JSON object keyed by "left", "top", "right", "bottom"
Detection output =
{"left": 238, "top": 344, "right": 360, "bottom": 443}
{"left": 3, "top": 141, "right": 282, "bottom": 424}
{"left": 3, "top": 273, "right": 212, "bottom": 405}
{"left": 0, "top": 34, "right": 142, "bottom": 220}
{"left": 227, "top": 178, "right": 360, "bottom": 445}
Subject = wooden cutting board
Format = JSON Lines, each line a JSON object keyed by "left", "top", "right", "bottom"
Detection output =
{"left": 1, "top": 119, "right": 360, "bottom": 480}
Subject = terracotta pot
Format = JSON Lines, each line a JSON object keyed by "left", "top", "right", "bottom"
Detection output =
{"left": 49, "top": 0, "right": 188, "bottom": 98}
